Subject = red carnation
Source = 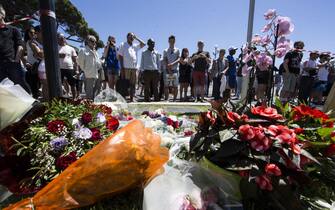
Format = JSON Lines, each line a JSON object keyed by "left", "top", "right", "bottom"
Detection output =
{"left": 325, "top": 144, "right": 335, "bottom": 157}
{"left": 81, "top": 112, "right": 93, "bottom": 124}
{"left": 251, "top": 106, "right": 283, "bottom": 120}
{"left": 56, "top": 152, "right": 77, "bottom": 170}
{"left": 90, "top": 128, "right": 101, "bottom": 141}
{"left": 174, "top": 121, "right": 180, "bottom": 129}
{"left": 47, "top": 120, "right": 65, "bottom": 133}
{"left": 255, "top": 175, "right": 273, "bottom": 191}
{"left": 227, "top": 112, "right": 240, "bottom": 123}
{"left": 250, "top": 127, "right": 272, "bottom": 152}
{"left": 265, "top": 163, "right": 282, "bottom": 176}
{"left": 106, "top": 117, "right": 119, "bottom": 131}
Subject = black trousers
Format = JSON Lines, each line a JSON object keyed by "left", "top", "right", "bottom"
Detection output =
{"left": 212, "top": 76, "right": 221, "bottom": 99}
{"left": 0, "top": 61, "right": 31, "bottom": 94}
{"left": 26, "top": 66, "right": 40, "bottom": 99}
{"left": 143, "top": 70, "right": 159, "bottom": 101}
{"left": 298, "top": 76, "right": 314, "bottom": 104}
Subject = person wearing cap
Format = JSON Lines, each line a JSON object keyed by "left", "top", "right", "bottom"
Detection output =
{"left": 77, "top": 35, "right": 102, "bottom": 100}
{"left": 58, "top": 33, "right": 78, "bottom": 99}
{"left": 280, "top": 41, "right": 304, "bottom": 103}
{"left": 225, "top": 47, "right": 238, "bottom": 98}
{"left": 118, "top": 32, "right": 146, "bottom": 102}
{"left": 298, "top": 51, "right": 319, "bottom": 104}
{"left": 210, "top": 49, "right": 228, "bottom": 100}
{"left": 191, "top": 41, "right": 211, "bottom": 102}
{"left": 0, "top": 4, "right": 30, "bottom": 93}
{"left": 140, "top": 39, "right": 160, "bottom": 102}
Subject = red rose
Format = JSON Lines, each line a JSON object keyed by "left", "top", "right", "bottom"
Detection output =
{"left": 331, "top": 132, "right": 335, "bottom": 138}
{"left": 81, "top": 112, "right": 93, "bottom": 124}
{"left": 166, "top": 118, "right": 174, "bottom": 126}
{"left": 239, "top": 124, "right": 255, "bottom": 141}
{"left": 56, "top": 152, "right": 77, "bottom": 170}
{"left": 251, "top": 106, "right": 283, "bottom": 120}
{"left": 324, "top": 144, "right": 335, "bottom": 157}
{"left": 206, "top": 111, "right": 216, "bottom": 125}
{"left": 47, "top": 120, "right": 65, "bottom": 133}
{"left": 90, "top": 128, "right": 101, "bottom": 141}
{"left": 255, "top": 175, "right": 273, "bottom": 191}
{"left": 294, "top": 128, "right": 304, "bottom": 135}
{"left": 184, "top": 130, "right": 194, "bottom": 137}
{"left": 227, "top": 112, "right": 240, "bottom": 123}
{"left": 265, "top": 163, "right": 282, "bottom": 176}
{"left": 106, "top": 117, "right": 119, "bottom": 131}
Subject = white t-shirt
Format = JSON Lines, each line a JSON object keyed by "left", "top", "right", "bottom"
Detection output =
{"left": 318, "top": 66, "right": 329, "bottom": 81}
{"left": 118, "top": 42, "right": 141, "bottom": 69}
{"left": 301, "top": 59, "right": 317, "bottom": 76}
{"left": 163, "top": 47, "right": 180, "bottom": 71}
{"left": 59, "top": 45, "right": 77, "bottom": 69}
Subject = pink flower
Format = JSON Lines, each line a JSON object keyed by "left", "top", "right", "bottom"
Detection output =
{"left": 275, "top": 48, "right": 287, "bottom": 58}
{"left": 255, "top": 175, "right": 273, "bottom": 191}
{"left": 277, "top": 37, "right": 291, "bottom": 50}
{"left": 261, "top": 35, "right": 271, "bottom": 46}
{"left": 251, "top": 34, "right": 262, "bottom": 45}
{"left": 276, "top": 16, "right": 294, "bottom": 36}
{"left": 264, "top": 9, "right": 276, "bottom": 20}
{"left": 255, "top": 53, "right": 273, "bottom": 71}
{"left": 261, "top": 23, "right": 272, "bottom": 32}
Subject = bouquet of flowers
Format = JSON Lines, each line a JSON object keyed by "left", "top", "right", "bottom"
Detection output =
{"left": 190, "top": 99, "right": 335, "bottom": 210}
{"left": 9, "top": 100, "right": 120, "bottom": 191}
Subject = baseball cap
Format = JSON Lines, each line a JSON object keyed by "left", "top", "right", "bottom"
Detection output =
{"left": 228, "top": 46, "right": 238, "bottom": 52}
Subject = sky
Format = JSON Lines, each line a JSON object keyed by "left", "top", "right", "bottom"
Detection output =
{"left": 70, "top": 0, "right": 335, "bottom": 63}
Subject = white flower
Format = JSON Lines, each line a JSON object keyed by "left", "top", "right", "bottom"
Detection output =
{"left": 74, "top": 127, "right": 92, "bottom": 140}
{"left": 96, "top": 112, "right": 106, "bottom": 123}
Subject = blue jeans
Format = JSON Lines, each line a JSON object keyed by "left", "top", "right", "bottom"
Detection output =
{"left": 0, "top": 61, "right": 31, "bottom": 93}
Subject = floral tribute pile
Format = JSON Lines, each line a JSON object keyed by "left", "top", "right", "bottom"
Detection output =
{"left": 0, "top": 99, "right": 120, "bottom": 193}
{"left": 190, "top": 99, "right": 335, "bottom": 210}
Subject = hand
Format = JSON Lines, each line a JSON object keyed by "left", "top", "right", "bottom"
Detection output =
{"left": 167, "top": 63, "right": 173, "bottom": 68}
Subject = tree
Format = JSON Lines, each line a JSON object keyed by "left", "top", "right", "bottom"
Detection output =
{"left": 2, "top": 0, "right": 104, "bottom": 48}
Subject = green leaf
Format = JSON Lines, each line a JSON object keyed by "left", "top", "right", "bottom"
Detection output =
{"left": 16, "top": 147, "right": 24, "bottom": 156}
{"left": 300, "top": 149, "right": 320, "bottom": 165}
{"left": 317, "top": 127, "right": 334, "bottom": 138}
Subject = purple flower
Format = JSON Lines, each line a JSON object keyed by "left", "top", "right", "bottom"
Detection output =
{"left": 277, "top": 37, "right": 291, "bottom": 50}
{"left": 264, "top": 9, "right": 276, "bottom": 20}
{"left": 50, "top": 136, "right": 68, "bottom": 151}
{"left": 74, "top": 127, "right": 92, "bottom": 140}
{"left": 276, "top": 16, "right": 294, "bottom": 36}
{"left": 261, "top": 23, "right": 272, "bottom": 32}
{"left": 261, "top": 35, "right": 271, "bottom": 46}
{"left": 96, "top": 112, "right": 106, "bottom": 123}
{"left": 275, "top": 48, "right": 287, "bottom": 58}
{"left": 256, "top": 53, "right": 273, "bottom": 71}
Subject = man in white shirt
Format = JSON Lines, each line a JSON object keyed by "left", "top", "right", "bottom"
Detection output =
{"left": 118, "top": 32, "right": 145, "bottom": 102}
{"left": 58, "top": 33, "right": 78, "bottom": 99}
{"left": 298, "top": 51, "right": 318, "bottom": 104}
{"left": 77, "top": 35, "right": 102, "bottom": 100}
{"left": 140, "top": 39, "right": 160, "bottom": 102}
{"left": 163, "top": 35, "right": 180, "bottom": 101}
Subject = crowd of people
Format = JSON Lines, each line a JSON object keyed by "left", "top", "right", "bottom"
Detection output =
{"left": 1, "top": 4, "right": 334, "bottom": 105}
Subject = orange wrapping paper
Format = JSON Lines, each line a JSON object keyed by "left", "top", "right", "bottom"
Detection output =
{"left": 5, "top": 120, "right": 169, "bottom": 210}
